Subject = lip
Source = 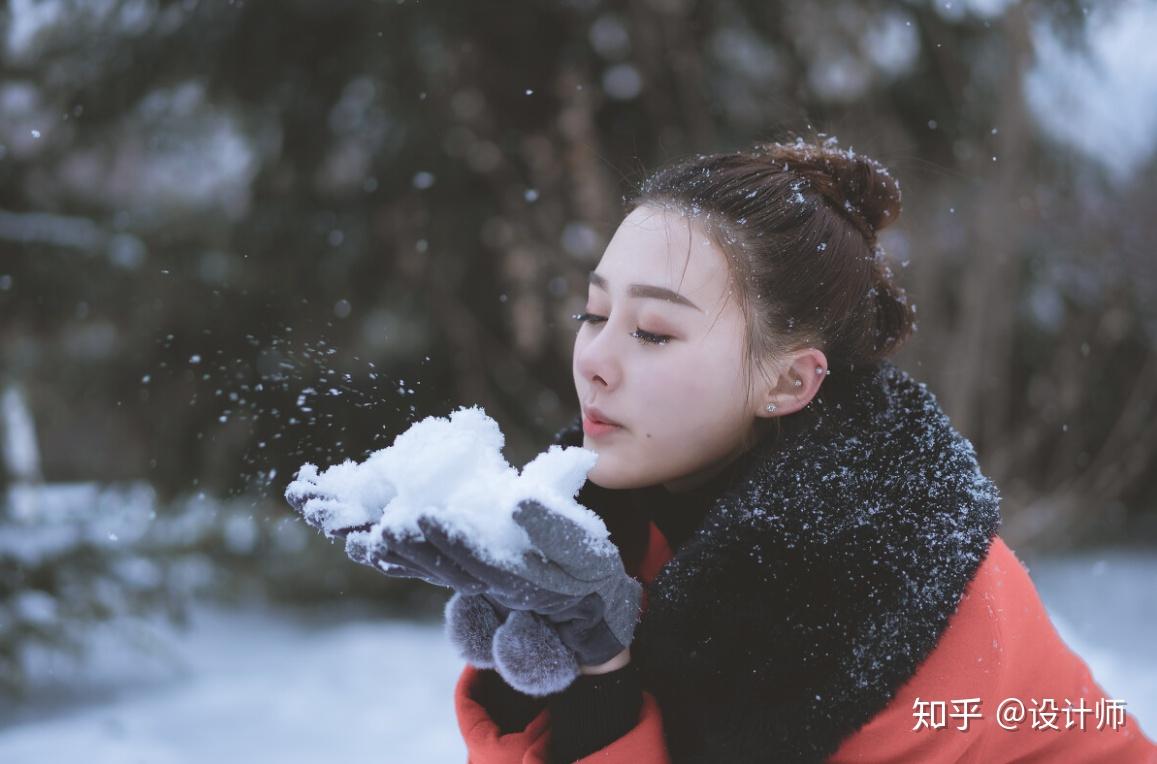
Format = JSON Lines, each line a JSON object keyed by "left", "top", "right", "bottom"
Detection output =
{"left": 582, "top": 405, "right": 622, "bottom": 427}
{"left": 583, "top": 414, "right": 622, "bottom": 438}
{"left": 581, "top": 406, "right": 623, "bottom": 438}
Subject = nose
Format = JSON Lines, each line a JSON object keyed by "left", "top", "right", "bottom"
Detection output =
{"left": 574, "top": 322, "right": 621, "bottom": 391}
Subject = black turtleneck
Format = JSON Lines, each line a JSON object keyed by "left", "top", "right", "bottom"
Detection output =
{"left": 647, "top": 457, "right": 744, "bottom": 551}
{"left": 474, "top": 460, "right": 742, "bottom": 762}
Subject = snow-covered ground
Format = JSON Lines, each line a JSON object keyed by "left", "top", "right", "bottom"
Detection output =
{"left": 0, "top": 601, "right": 467, "bottom": 763}
{"left": 1, "top": 548, "right": 1154, "bottom": 763}
{"left": 1021, "top": 547, "right": 1157, "bottom": 734}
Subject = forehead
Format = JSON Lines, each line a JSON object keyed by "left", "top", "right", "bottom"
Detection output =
{"left": 594, "top": 205, "right": 731, "bottom": 306}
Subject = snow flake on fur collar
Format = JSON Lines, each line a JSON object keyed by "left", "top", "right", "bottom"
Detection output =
{"left": 553, "top": 361, "right": 1001, "bottom": 764}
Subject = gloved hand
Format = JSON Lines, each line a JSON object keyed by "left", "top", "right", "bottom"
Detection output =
{"left": 283, "top": 465, "right": 381, "bottom": 541}
{"left": 284, "top": 481, "right": 445, "bottom": 586}
{"left": 369, "top": 500, "right": 642, "bottom": 696}
{"left": 284, "top": 470, "right": 642, "bottom": 696}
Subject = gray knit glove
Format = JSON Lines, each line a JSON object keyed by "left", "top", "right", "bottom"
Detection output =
{"left": 371, "top": 500, "right": 642, "bottom": 696}
{"left": 284, "top": 483, "right": 437, "bottom": 585}
{"left": 284, "top": 476, "right": 641, "bottom": 696}
{"left": 283, "top": 483, "right": 377, "bottom": 542}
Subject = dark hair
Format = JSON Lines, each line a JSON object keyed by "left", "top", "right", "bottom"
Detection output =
{"left": 628, "top": 136, "right": 916, "bottom": 420}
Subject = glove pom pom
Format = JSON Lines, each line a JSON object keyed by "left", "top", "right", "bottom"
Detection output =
{"left": 445, "top": 593, "right": 503, "bottom": 668}
{"left": 493, "top": 611, "right": 578, "bottom": 696}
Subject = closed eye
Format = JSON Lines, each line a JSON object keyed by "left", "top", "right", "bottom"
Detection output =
{"left": 572, "top": 312, "right": 672, "bottom": 346}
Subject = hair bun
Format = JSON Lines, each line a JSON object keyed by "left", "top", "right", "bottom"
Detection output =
{"left": 755, "top": 136, "right": 902, "bottom": 239}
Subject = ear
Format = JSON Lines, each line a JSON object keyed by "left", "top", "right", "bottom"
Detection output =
{"left": 757, "top": 347, "right": 829, "bottom": 418}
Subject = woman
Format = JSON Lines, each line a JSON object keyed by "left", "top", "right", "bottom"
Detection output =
{"left": 317, "top": 139, "right": 1157, "bottom": 762}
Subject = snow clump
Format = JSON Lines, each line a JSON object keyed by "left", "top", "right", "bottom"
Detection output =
{"left": 285, "top": 405, "right": 602, "bottom": 568}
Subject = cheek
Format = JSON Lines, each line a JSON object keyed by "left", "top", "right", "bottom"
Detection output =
{"left": 659, "top": 346, "right": 746, "bottom": 407}
{"left": 633, "top": 354, "right": 746, "bottom": 443}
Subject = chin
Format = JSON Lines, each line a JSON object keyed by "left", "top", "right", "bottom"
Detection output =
{"left": 581, "top": 436, "right": 658, "bottom": 490}
{"left": 584, "top": 457, "right": 619, "bottom": 489}
{"left": 586, "top": 462, "right": 650, "bottom": 491}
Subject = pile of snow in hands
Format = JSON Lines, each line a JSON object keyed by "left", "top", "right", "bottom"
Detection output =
{"left": 284, "top": 406, "right": 606, "bottom": 569}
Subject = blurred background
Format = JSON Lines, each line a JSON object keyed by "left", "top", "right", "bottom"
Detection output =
{"left": 2, "top": 0, "right": 1155, "bottom": 760}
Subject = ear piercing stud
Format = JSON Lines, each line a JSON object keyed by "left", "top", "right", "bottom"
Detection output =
{"left": 765, "top": 403, "right": 777, "bottom": 413}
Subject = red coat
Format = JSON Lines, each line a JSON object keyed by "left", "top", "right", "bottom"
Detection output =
{"left": 455, "top": 522, "right": 1157, "bottom": 763}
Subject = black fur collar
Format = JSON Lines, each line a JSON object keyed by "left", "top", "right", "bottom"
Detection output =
{"left": 552, "top": 361, "right": 1001, "bottom": 762}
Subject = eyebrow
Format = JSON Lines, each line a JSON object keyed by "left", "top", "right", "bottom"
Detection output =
{"left": 587, "top": 271, "right": 702, "bottom": 312}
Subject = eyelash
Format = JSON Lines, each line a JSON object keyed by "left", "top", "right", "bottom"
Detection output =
{"left": 571, "top": 312, "right": 672, "bottom": 346}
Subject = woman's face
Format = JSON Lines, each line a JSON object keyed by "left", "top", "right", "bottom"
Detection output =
{"left": 572, "top": 205, "right": 762, "bottom": 491}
